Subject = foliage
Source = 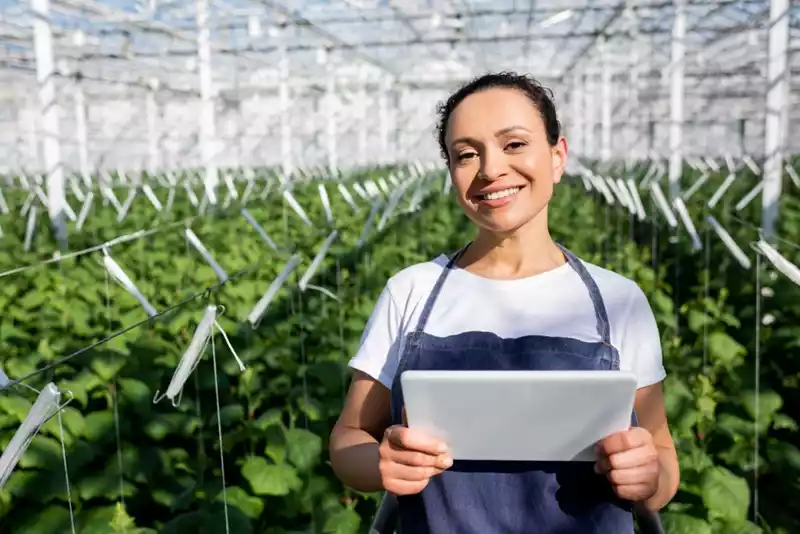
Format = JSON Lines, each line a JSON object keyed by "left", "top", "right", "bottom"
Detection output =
{"left": 0, "top": 164, "right": 797, "bottom": 533}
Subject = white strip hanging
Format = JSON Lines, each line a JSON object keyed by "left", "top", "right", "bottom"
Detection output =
{"left": 0, "top": 383, "right": 63, "bottom": 490}
{"left": 672, "top": 197, "right": 702, "bottom": 251}
{"left": 318, "top": 184, "right": 335, "bottom": 225}
{"left": 240, "top": 178, "right": 255, "bottom": 205}
{"left": 183, "top": 183, "right": 199, "bottom": 207}
{"left": 377, "top": 185, "right": 409, "bottom": 231}
{"left": 258, "top": 177, "right": 275, "bottom": 200}
{"left": 116, "top": 190, "right": 137, "bottom": 222}
{"left": 625, "top": 178, "right": 646, "bottom": 221}
{"left": 241, "top": 209, "right": 278, "bottom": 252}
{"left": 364, "top": 180, "right": 381, "bottom": 197}
{"left": 592, "top": 175, "right": 615, "bottom": 205}
{"left": 351, "top": 182, "right": 369, "bottom": 201}
{"left": 704, "top": 157, "right": 720, "bottom": 172}
{"left": 649, "top": 182, "right": 678, "bottom": 228}
{"left": 0, "top": 188, "right": 8, "bottom": 214}
{"left": 735, "top": 181, "right": 764, "bottom": 211}
{"left": 154, "top": 305, "right": 245, "bottom": 407}
{"left": 724, "top": 153, "right": 736, "bottom": 174}
{"left": 615, "top": 178, "right": 636, "bottom": 215}
{"left": 23, "top": 205, "right": 37, "bottom": 252}
{"left": 742, "top": 155, "right": 761, "bottom": 175}
{"left": 358, "top": 198, "right": 385, "bottom": 248}
{"left": 706, "top": 215, "right": 751, "bottom": 269}
{"left": 102, "top": 251, "right": 158, "bottom": 317}
{"left": 142, "top": 184, "right": 163, "bottom": 211}
{"left": 76, "top": 192, "right": 94, "bottom": 231}
{"left": 682, "top": 173, "right": 709, "bottom": 201}
{"left": 337, "top": 183, "right": 359, "bottom": 212}
{"left": 282, "top": 190, "right": 313, "bottom": 227}
{"left": 753, "top": 240, "right": 800, "bottom": 287}
{"left": 69, "top": 179, "right": 85, "bottom": 202}
{"left": 604, "top": 178, "right": 627, "bottom": 207}
{"left": 185, "top": 228, "right": 228, "bottom": 282}
{"left": 298, "top": 230, "right": 338, "bottom": 292}
{"left": 248, "top": 254, "right": 302, "bottom": 327}
{"left": 708, "top": 172, "right": 737, "bottom": 208}
{"left": 377, "top": 178, "right": 391, "bottom": 195}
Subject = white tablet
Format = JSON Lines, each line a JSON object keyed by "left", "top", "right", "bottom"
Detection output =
{"left": 400, "top": 370, "right": 637, "bottom": 462}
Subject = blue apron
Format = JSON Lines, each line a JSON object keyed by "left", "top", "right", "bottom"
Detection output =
{"left": 389, "top": 244, "right": 635, "bottom": 534}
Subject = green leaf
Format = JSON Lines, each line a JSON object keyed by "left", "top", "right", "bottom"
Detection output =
{"left": 286, "top": 427, "right": 323, "bottom": 471}
{"left": 217, "top": 486, "right": 264, "bottom": 519}
{"left": 15, "top": 505, "right": 71, "bottom": 534}
{"left": 700, "top": 466, "right": 750, "bottom": 522}
{"left": 661, "top": 512, "right": 712, "bottom": 534}
{"left": 711, "top": 519, "right": 763, "bottom": 534}
{"left": 241, "top": 457, "right": 301, "bottom": 496}
{"left": 708, "top": 332, "right": 746, "bottom": 368}
{"left": 740, "top": 390, "right": 783, "bottom": 430}
{"left": 323, "top": 507, "right": 361, "bottom": 534}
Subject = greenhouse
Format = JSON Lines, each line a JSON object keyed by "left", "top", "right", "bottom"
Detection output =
{"left": 0, "top": 0, "right": 798, "bottom": 532}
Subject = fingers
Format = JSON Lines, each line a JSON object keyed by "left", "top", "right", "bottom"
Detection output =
{"left": 386, "top": 425, "right": 449, "bottom": 456}
{"left": 595, "top": 427, "right": 651, "bottom": 457}
{"left": 594, "top": 444, "right": 658, "bottom": 474}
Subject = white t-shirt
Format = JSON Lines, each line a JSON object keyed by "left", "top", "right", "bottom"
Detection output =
{"left": 348, "top": 254, "right": 666, "bottom": 390}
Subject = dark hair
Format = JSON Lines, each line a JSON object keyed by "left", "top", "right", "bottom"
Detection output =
{"left": 435, "top": 71, "right": 561, "bottom": 164}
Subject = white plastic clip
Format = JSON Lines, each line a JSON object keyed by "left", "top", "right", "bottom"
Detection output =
{"left": 648, "top": 182, "right": 678, "bottom": 228}
{"left": 154, "top": 305, "right": 245, "bottom": 407}
{"left": 185, "top": 228, "right": 228, "bottom": 282}
{"left": 76, "top": 192, "right": 95, "bottom": 231}
{"left": 377, "top": 185, "right": 409, "bottom": 231}
{"left": 785, "top": 164, "right": 800, "bottom": 188}
{"left": 358, "top": 198, "right": 385, "bottom": 248}
{"left": 707, "top": 216, "right": 751, "bottom": 269}
{"left": 351, "top": 182, "right": 369, "bottom": 201}
{"left": 248, "top": 254, "right": 303, "bottom": 327}
{"left": 735, "top": 181, "right": 764, "bottom": 212}
{"left": 241, "top": 209, "right": 278, "bottom": 252}
{"left": 625, "top": 178, "right": 646, "bottom": 221}
{"left": 318, "top": 184, "right": 335, "bottom": 225}
{"left": 753, "top": 240, "right": 800, "bottom": 287}
{"left": 742, "top": 155, "right": 761, "bottom": 175}
{"left": 337, "top": 183, "right": 359, "bottom": 212}
{"left": 298, "top": 230, "right": 339, "bottom": 299}
{"left": 23, "top": 205, "right": 37, "bottom": 252}
{"left": 282, "top": 190, "right": 313, "bottom": 227}
{"left": 708, "top": 173, "right": 737, "bottom": 208}
{"left": 672, "top": 197, "right": 702, "bottom": 251}
{"left": 103, "top": 250, "right": 158, "bottom": 317}
{"left": 0, "top": 383, "right": 68, "bottom": 490}
{"left": 682, "top": 173, "right": 709, "bottom": 201}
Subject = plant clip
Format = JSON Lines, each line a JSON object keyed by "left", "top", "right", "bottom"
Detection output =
{"left": 102, "top": 248, "right": 159, "bottom": 317}
{"left": 706, "top": 215, "right": 751, "bottom": 270}
{"left": 248, "top": 254, "right": 303, "bottom": 328}
{"left": 153, "top": 304, "right": 245, "bottom": 408}
{"left": 0, "top": 382, "right": 74, "bottom": 490}
{"left": 752, "top": 239, "right": 800, "bottom": 287}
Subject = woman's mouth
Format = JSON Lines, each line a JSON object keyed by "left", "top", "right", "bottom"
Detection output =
{"left": 473, "top": 186, "right": 523, "bottom": 208}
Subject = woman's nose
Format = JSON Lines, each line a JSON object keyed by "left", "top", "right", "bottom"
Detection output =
{"left": 478, "top": 148, "right": 508, "bottom": 181}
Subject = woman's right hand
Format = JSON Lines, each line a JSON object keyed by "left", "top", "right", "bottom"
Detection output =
{"left": 378, "top": 424, "right": 453, "bottom": 496}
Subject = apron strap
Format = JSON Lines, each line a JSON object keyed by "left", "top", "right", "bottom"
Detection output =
{"left": 411, "top": 245, "right": 469, "bottom": 336}
{"left": 556, "top": 244, "right": 613, "bottom": 347}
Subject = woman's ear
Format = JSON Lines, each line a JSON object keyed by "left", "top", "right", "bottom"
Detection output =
{"left": 551, "top": 136, "right": 568, "bottom": 184}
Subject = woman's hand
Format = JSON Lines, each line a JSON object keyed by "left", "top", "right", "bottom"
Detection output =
{"left": 378, "top": 423, "right": 453, "bottom": 496}
{"left": 594, "top": 427, "right": 661, "bottom": 502}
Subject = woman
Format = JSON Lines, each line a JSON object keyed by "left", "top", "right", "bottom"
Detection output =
{"left": 329, "top": 72, "right": 679, "bottom": 533}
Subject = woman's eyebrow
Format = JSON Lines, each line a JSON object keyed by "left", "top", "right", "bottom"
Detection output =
{"left": 449, "top": 125, "right": 532, "bottom": 149}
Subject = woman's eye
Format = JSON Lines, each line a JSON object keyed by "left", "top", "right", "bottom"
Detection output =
{"left": 505, "top": 141, "right": 526, "bottom": 151}
{"left": 457, "top": 152, "right": 476, "bottom": 161}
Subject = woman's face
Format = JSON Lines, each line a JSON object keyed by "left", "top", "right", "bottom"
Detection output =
{"left": 444, "top": 87, "right": 567, "bottom": 235}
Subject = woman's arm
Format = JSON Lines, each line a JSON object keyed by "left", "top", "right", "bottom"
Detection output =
{"left": 329, "top": 370, "right": 393, "bottom": 492}
{"left": 634, "top": 381, "right": 679, "bottom": 511}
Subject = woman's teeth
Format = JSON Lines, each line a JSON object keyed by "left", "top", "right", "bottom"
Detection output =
{"left": 480, "top": 187, "right": 520, "bottom": 200}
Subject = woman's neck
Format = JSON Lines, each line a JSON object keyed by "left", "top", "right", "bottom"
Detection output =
{"left": 459, "top": 212, "right": 566, "bottom": 279}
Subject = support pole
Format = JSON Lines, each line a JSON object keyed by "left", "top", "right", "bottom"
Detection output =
{"left": 197, "top": 0, "right": 219, "bottom": 203}
{"left": 326, "top": 61, "right": 338, "bottom": 175}
{"left": 73, "top": 74, "right": 91, "bottom": 189}
{"left": 761, "top": 0, "right": 789, "bottom": 236}
{"left": 32, "top": 0, "right": 67, "bottom": 247}
{"left": 146, "top": 78, "right": 160, "bottom": 175}
{"left": 600, "top": 40, "right": 612, "bottom": 163}
{"left": 668, "top": 0, "right": 686, "bottom": 200}
{"left": 279, "top": 45, "right": 292, "bottom": 178}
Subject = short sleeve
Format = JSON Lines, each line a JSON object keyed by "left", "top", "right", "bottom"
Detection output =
{"left": 619, "top": 284, "right": 666, "bottom": 388}
{"left": 347, "top": 283, "right": 404, "bottom": 389}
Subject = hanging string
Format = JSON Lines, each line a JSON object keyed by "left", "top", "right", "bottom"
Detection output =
{"left": 57, "top": 406, "right": 77, "bottom": 534}
{"left": 210, "top": 326, "right": 231, "bottom": 534}
{"left": 753, "top": 250, "right": 761, "bottom": 524}
{"left": 703, "top": 213, "right": 710, "bottom": 372}
{"left": 105, "top": 267, "right": 127, "bottom": 507}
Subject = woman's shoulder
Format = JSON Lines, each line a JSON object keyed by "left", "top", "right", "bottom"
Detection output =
{"left": 580, "top": 261, "right": 648, "bottom": 303}
{"left": 386, "top": 254, "right": 450, "bottom": 297}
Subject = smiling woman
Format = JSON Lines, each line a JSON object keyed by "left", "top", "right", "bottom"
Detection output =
{"left": 328, "top": 71, "right": 679, "bottom": 534}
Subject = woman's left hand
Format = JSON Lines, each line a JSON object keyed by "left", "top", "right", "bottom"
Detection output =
{"left": 594, "top": 427, "right": 660, "bottom": 502}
